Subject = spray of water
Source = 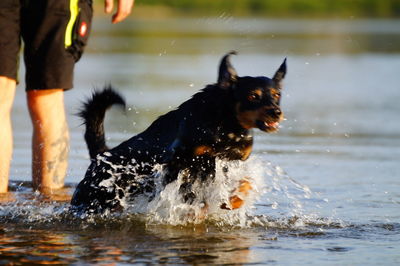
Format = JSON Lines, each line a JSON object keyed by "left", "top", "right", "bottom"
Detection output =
{"left": 138, "top": 157, "right": 266, "bottom": 226}
{"left": 0, "top": 156, "right": 342, "bottom": 229}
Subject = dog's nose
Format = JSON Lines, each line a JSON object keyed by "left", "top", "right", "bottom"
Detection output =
{"left": 274, "top": 108, "right": 282, "bottom": 117}
{"left": 266, "top": 108, "right": 282, "bottom": 118}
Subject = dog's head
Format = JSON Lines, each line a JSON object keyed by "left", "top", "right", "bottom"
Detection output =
{"left": 218, "top": 51, "right": 286, "bottom": 132}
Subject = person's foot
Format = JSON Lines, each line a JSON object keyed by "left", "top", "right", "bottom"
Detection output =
{"left": 36, "top": 186, "right": 72, "bottom": 202}
{"left": 0, "top": 192, "right": 16, "bottom": 203}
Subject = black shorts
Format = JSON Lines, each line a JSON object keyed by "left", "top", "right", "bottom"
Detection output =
{"left": 0, "top": 0, "right": 93, "bottom": 90}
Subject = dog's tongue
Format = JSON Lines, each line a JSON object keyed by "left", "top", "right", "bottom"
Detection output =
{"left": 265, "top": 121, "right": 279, "bottom": 128}
{"left": 256, "top": 120, "right": 280, "bottom": 131}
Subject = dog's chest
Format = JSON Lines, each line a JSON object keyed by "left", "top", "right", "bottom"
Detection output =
{"left": 220, "top": 132, "right": 253, "bottom": 160}
{"left": 193, "top": 131, "right": 253, "bottom": 161}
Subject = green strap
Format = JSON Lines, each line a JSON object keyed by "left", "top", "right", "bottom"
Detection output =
{"left": 65, "top": 0, "right": 79, "bottom": 47}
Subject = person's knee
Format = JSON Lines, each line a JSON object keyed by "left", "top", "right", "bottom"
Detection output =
{"left": 27, "top": 89, "right": 67, "bottom": 129}
{"left": 0, "top": 76, "right": 16, "bottom": 87}
{"left": 27, "top": 89, "right": 64, "bottom": 108}
{"left": 0, "top": 76, "right": 17, "bottom": 115}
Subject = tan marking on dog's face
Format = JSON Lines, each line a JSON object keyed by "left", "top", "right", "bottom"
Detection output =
{"left": 194, "top": 145, "right": 213, "bottom": 156}
{"left": 270, "top": 88, "right": 278, "bottom": 94}
{"left": 236, "top": 103, "right": 284, "bottom": 132}
{"left": 270, "top": 88, "right": 281, "bottom": 101}
{"left": 247, "top": 88, "right": 263, "bottom": 102}
{"left": 235, "top": 103, "right": 260, "bottom": 129}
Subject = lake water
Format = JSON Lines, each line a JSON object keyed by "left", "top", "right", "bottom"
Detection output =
{"left": 1, "top": 16, "right": 400, "bottom": 264}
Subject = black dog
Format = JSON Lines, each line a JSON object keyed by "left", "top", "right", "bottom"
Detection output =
{"left": 71, "top": 52, "right": 287, "bottom": 213}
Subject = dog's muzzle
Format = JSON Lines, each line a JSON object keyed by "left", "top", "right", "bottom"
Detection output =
{"left": 256, "top": 108, "right": 283, "bottom": 132}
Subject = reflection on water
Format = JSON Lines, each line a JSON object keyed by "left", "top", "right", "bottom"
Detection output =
{"left": 0, "top": 219, "right": 258, "bottom": 264}
{"left": 1, "top": 195, "right": 398, "bottom": 264}
{"left": 3, "top": 16, "right": 400, "bottom": 264}
{"left": 0, "top": 228, "right": 76, "bottom": 264}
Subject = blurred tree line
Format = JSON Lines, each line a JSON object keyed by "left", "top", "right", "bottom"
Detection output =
{"left": 113, "top": 0, "right": 400, "bottom": 18}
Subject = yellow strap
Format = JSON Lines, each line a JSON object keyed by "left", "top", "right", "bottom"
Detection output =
{"left": 65, "top": 0, "right": 79, "bottom": 47}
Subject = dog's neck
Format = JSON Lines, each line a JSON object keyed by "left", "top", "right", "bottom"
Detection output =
{"left": 186, "top": 84, "right": 250, "bottom": 130}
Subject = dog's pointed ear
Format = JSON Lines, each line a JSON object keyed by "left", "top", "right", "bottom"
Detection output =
{"left": 218, "top": 51, "right": 238, "bottom": 89}
{"left": 273, "top": 58, "right": 287, "bottom": 88}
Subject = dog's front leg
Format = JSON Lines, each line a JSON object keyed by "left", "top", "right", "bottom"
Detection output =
{"left": 162, "top": 160, "right": 181, "bottom": 186}
{"left": 178, "top": 155, "right": 216, "bottom": 204}
{"left": 162, "top": 162, "right": 198, "bottom": 204}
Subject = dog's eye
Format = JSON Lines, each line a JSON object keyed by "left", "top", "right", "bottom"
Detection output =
{"left": 247, "top": 91, "right": 262, "bottom": 102}
{"left": 273, "top": 92, "right": 281, "bottom": 100}
{"left": 271, "top": 89, "right": 281, "bottom": 101}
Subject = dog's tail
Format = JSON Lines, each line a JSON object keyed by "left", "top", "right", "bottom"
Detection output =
{"left": 79, "top": 86, "right": 126, "bottom": 159}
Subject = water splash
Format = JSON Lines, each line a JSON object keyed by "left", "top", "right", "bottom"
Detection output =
{"left": 142, "top": 157, "right": 266, "bottom": 226}
{"left": 1, "top": 156, "right": 339, "bottom": 229}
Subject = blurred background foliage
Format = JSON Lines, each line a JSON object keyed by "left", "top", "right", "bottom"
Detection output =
{"left": 95, "top": 0, "right": 400, "bottom": 18}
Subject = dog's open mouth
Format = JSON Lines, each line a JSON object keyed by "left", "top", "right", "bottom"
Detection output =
{"left": 256, "top": 120, "right": 280, "bottom": 132}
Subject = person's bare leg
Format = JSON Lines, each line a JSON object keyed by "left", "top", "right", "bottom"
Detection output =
{"left": 0, "top": 76, "right": 17, "bottom": 193}
{"left": 27, "top": 89, "right": 69, "bottom": 192}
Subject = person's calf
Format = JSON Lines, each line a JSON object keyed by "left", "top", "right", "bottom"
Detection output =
{"left": 27, "top": 89, "right": 69, "bottom": 192}
{"left": 0, "top": 76, "right": 16, "bottom": 193}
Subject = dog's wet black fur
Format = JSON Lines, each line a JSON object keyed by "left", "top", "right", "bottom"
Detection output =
{"left": 71, "top": 52, "right": 287, "bottom": 213}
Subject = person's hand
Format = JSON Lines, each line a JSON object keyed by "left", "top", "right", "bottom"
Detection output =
{"left": 105, "top": 0, "right": 135, "bottom": 24}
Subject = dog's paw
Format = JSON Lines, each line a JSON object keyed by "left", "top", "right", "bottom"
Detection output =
{"left": 186, "top": 201, "right": 209, "bottom": 222}
{"left": 220, "top": 179, "right": 253, "bottom": 210}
